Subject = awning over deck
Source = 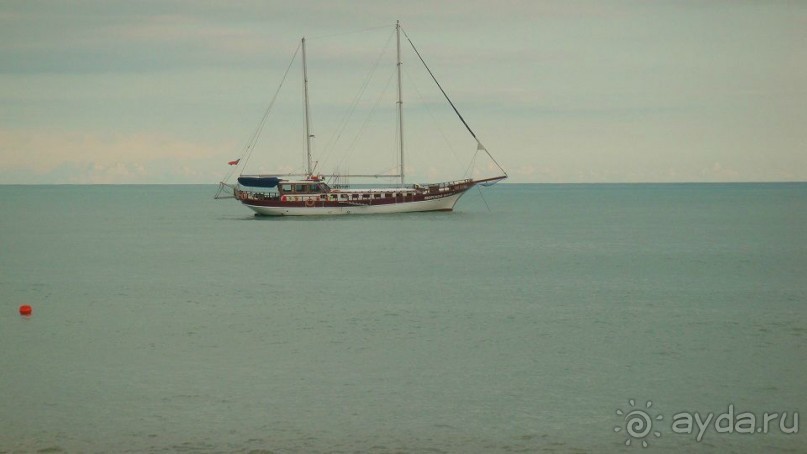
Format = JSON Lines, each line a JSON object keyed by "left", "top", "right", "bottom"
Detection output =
{"left": 237, "top": 176, "right": 281, "bottom": 188}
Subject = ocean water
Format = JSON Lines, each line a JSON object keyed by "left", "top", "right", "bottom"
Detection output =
{"left": 0, "top": 183, "right": 805, "bottom": 453}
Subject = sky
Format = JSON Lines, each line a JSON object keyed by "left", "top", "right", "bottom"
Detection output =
{"left": 1, "top": 0, "right": 805, "bottom": 184}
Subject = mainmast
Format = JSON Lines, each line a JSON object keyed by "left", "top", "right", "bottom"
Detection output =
{"left": 396, "top": 20, "right": 404, "bottom": 186}
{"left": 302, "top": 37, "right": 313, "bottom": 176}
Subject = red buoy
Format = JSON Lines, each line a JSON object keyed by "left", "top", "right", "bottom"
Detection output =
{"left": 19, "top": 305, "right": 32, "bottom": 316}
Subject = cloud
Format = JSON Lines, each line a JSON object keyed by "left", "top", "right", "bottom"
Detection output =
{"left": 702, "top": 161, "right": 741, "bottom": 182}
{"left": 0, "top": 129, "right": 234, "bottom": 183}
{"left": 514, "top": 164, "right": 537, "bottom": 178}
{"left": 0, "top": 4, "right": 299, "bottom": 74}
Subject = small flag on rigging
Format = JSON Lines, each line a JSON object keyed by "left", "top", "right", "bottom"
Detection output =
{"left": 228, "top": 159, "right": 240, "bottom": 166}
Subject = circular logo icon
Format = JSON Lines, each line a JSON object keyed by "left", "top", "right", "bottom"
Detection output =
{"left": 615, "top": 399, "right": 663, "bottom": 447}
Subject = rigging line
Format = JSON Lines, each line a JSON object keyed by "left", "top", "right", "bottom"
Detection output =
{"left": 238, "top": 42, "right": 302, "bottom": 177}
{"left": 477, "top": 141, "right": 508, "bottom": 178}
{"left": 401, "top": 27, "right": 508, "bottom": 178}
{"left": 335, "top": 68, "right": 396, "bottom": 173}
{"left": 401, "top": 27, "right": 478, "bottom": 141}
{"left": 221, "top": 157, "right": 239, "bottom": 184}
{"left": 307, "top": 24, "right": 391, "bottom": 41}
{"left": 463, "top": 148, "right": 479, "bottom": 179}
{"left": 487, "top": 151, "right": 508, "bottom": 178}
{"left": 320, "top": 28, "right": 395, "bottom": 168}
{"left": 476, "top": 184, "right": 492, "bottom": 213}
{"left": 401, "top": 62, "right": 461, "bottom": 168}
{"left": 365, "top": 163, "right": 401, "bottom": 178}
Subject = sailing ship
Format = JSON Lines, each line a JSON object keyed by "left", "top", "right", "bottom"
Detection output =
{"left": 216, "top": 21, "right": 506, "bottom": 216}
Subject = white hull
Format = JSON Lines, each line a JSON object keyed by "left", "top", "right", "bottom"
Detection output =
{"left": 244, "top": 191, "right": 466, "bottom": 216}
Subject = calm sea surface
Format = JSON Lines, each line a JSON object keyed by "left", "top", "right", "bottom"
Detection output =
{"left": 1, "top": 183, "right": 805, "bottom": 453}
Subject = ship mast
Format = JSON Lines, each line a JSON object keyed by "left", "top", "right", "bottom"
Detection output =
{"left": 302, "top": 37, "right": 313, "bottom": 176}
{"left": 396, "top": 20, "right": 404, "bottom": 186}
